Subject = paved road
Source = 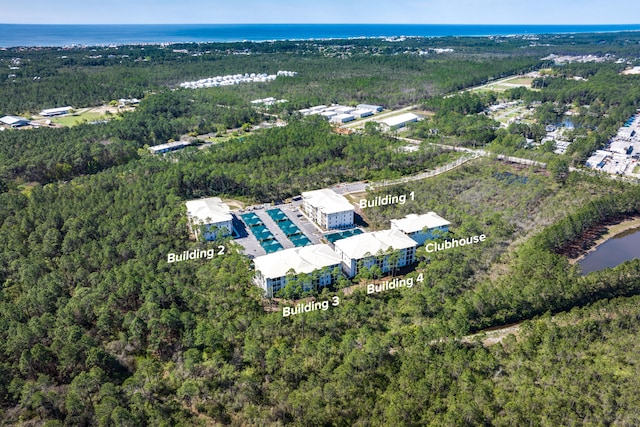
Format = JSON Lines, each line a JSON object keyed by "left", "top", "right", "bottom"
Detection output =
{"left": 331, "top": 181, "right": 368, "bottom": 195}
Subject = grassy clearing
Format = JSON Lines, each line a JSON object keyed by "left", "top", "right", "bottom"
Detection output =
{"left": 51, "top": 111, "right": 111, "bottom": 127}
{"left": 470, "top": 76, "right": 534, "bottom": 93}
{"left": 506, "top": 77, "right": 534, "bottom": 86}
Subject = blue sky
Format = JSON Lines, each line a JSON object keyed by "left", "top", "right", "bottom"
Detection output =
{"left": 1, "top": 0, "right": 638, "bottom": 25}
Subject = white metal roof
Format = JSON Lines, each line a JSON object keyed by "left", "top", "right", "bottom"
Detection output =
{"left": 0, "top": 115, "right": 28, "bottom": 125}
{"left": 390, "top": 212, "right": 451, "bottom": 234}
{"left": 610, "top": 140, "right": 630, "bottom": 154}
{"left": 149, "top": 140, "right": 191, "bottom": 153}
{"left": 335, "top": 106, "right": 355, "bottom": 113}
{"left": 253, "top": 244, "right": 342, "bottom": 279}
{"left": 379, "top": 112, "right": 419, "bottom": 127}
{"left": 331, "top": 113, "right": 355, "bottom": 123}
{"left": 352, "top": 109, "right": 373, "bottom": 117}
{"left": 185, "top": 197, "right": 233, "bottom": 225}
{"left": 302, "top": 189, "right": 354, "bottom": 215}
{"left": 357, "top": 104, "right": 383, "bottom": 111}
{"left": 334, "top": 228, "right": 417, "bottom": 260}
{"left": 618, "top": 129, "right": 634, "bottom": 139}
{"left": 40, "top": 106, "right": 72, "bottom": 115}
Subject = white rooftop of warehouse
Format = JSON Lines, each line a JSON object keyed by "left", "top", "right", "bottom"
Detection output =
{"left": 335, "top": 228, "right": 417, "bottom": 260}
{"left": 149, "top": 140, "right": 191, "bottom": 152}
{"left": 357, "top": 104, "right": 383, "bottom": 111}
{"left": 379, "top": 112, "right": 420, "bottom": 127}
{"left": 185, "top": 197, "right": 233, "bottom": 225}
{"left": 391, "top": 212, "right": 451, "bottom": 234}
{"left": 0, "top": 115, "right": 29, "bottom": 125}
{"left": 302, "top": 189, "right": 354, "bottom": 214}
{"left": 253, "top": 244, "right": 342, "bottom": 279}
{"left": 40, "top": 106, "right": 72, "bottom": 115}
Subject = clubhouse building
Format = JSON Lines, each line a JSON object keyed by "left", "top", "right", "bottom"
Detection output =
{"left": 390, "top": 212, "right": 451, "bottom": 245}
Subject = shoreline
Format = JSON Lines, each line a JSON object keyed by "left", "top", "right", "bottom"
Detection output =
{"left": 570, "top": 217, "right": 640, "bottom": 264}
{"left": 2, "top": 24, "right": 640, "bottom": 49}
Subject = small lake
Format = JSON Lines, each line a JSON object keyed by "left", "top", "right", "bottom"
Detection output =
{"left": 579, "top": 227, "right": 640, "bottom": 275}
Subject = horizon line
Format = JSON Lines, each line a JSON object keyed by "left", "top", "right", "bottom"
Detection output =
{"left": 2, "top": 22, "right": 640, "bottom": 26}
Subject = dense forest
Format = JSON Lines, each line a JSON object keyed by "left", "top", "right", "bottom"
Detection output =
{"left": 1, "top": 32, "right": 640, "bottom": 425}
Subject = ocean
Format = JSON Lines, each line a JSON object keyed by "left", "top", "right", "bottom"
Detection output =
{"left": 1, "top": 24, "right": 640, "bottom": 48}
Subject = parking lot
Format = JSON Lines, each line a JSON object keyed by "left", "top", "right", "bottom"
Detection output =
{"left": 232, "top": 201, "right": 324, "bottom": 258}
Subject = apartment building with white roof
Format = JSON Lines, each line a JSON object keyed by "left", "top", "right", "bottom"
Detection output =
{"left": 334, "top": 228, "right": 417, "bottom": 278}
{"left": 185, "top": 197, "right": 233, "bottom": 240}
{"left": 253, "top": 244, "right": 343, "bottom": 297}
{"left": 301, "top": 189, "right": 355, "bottom": 230}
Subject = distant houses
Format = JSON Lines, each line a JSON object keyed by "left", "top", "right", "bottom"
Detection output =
{"left": 180, "top": 71, "right": 297, "bottom": 89}
{"left": 250, "top": 97, "right": 288, "bottom": 106}
{"left": 585, "top": 112, "right": 640, "bottom": 175}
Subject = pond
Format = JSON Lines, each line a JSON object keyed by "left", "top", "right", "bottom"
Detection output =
{"left": 579, "top": 227, "right": 640, "bottom": 275}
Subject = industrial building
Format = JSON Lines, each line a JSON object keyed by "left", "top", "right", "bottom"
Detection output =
{"left": 149, "top": 140, "right": 192, "bottom": 154}
{"left": 351, "top": 109, "right": 374, "bottom": 119}
{"left": 0, "top": 115, "right": 29, "bottom": 128}
{"left": 321, "top": 111, "right": 337, "bottom": 120}
{"left": 357, "top": 104, "right": 383, "bottom": 113}
{"left": 334, "top": 228, "right": 417, "bottom": 278}
{"left": 330, "top": 113, "right": 355, "bottom": 124}
{"left": 39, "top": 106, "right": 72, "bottom": 117}
{"left": 301, "top": 189, "right": 355, "bottom": 230}
{"left": 299, "top": 103, "right": 382, "bottom": 120}
{"left": 390, "top": 212, "right": 451, "bottom": 245}
{"left": 334, "top": 106, "right": 355, "bottom": 114}
{"left": 185, "top": 197, "right": 234, "bottom": 240}
{"left": 253, "top": 244, "right": 343, "bottom": 297}
{"left": 378, "top": 113, "right": 420, "bottom": 130}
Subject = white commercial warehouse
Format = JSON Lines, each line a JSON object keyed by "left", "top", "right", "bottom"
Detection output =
{"left": 331, "top": 113, "right": 355, "bottom": 124}
{"left": 185, "top": 197, "right": 234, "bottom": 240}
{"left": 302, "top": 189, "right": 355, "bottom": 230}
{"left": 0, "top": 115, "right": 29, "bottom": 127}
{"left": 357, "top": 104, "right": 383, "bottom": 113}
{"left": 351, "top": 109, "right": 374, "bottom": 119}
{"left": 378, "top": 112, "right": 420, "bottom": 130}
{"left": 253, "top": 244, "right": 343, "bottom": 297}
{"left": 148, "top": 140, "right": 191, "bottom": 154}
{"left": 39, "top": 106, "right": 72, "bottom": 117}
{"left": 334, "top": 228, "right": 417, "bottom": 278}
{"left": 390, "top": 212, "right": 451, "bottom": 245}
